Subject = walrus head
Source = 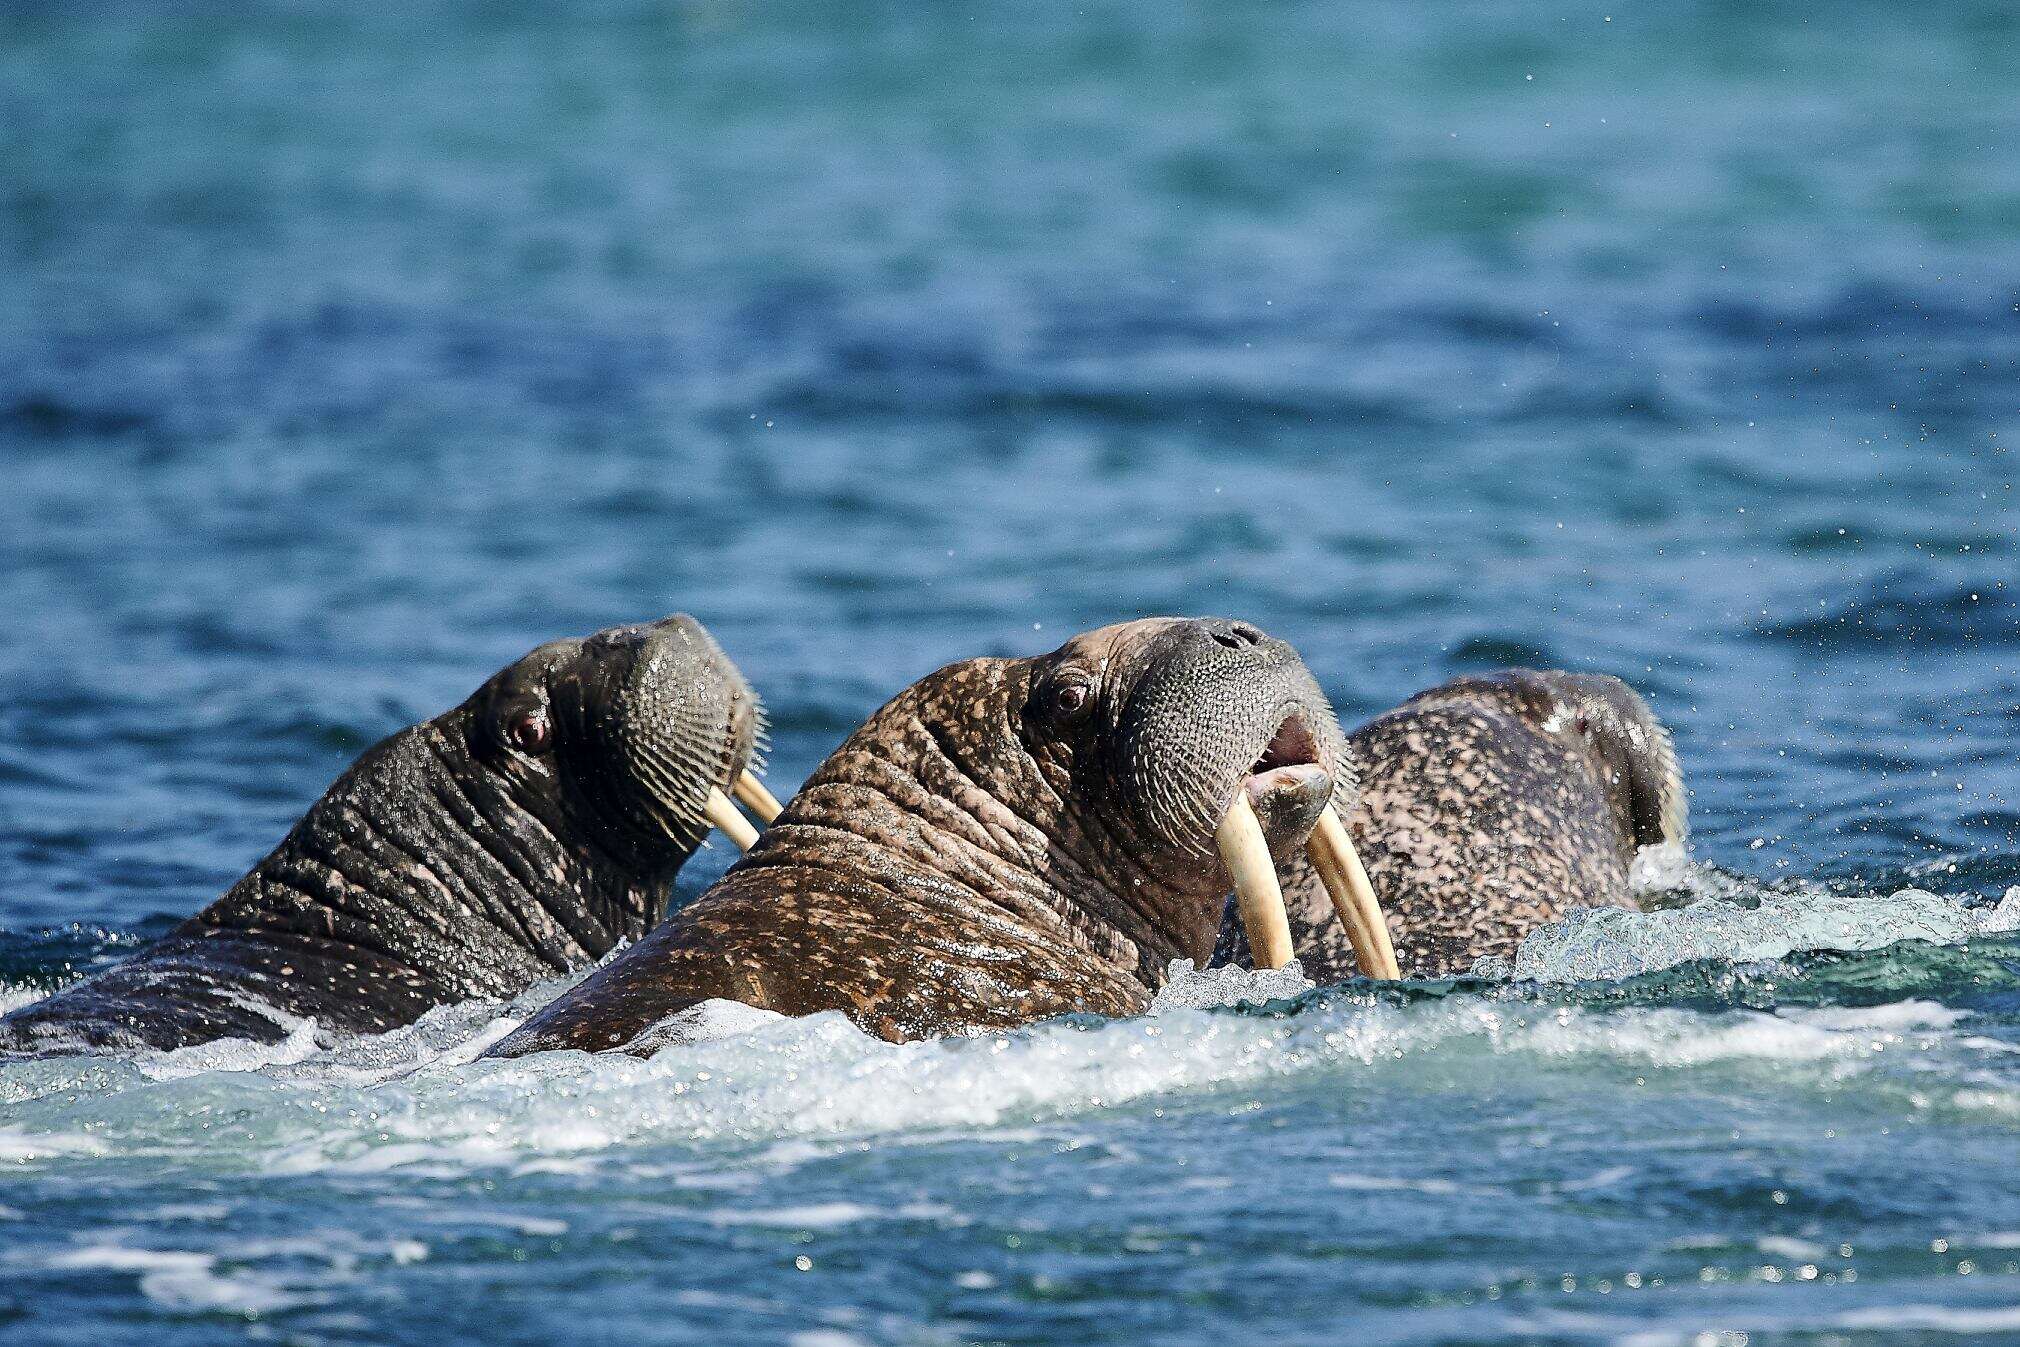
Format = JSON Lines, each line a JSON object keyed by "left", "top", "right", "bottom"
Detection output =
{"left": 1028, "top": 617, "right": 1346, "bottom": 855}
{"left": 812, "top": 616, "right": 1355, "bottom": 982}
{"left": 463, "top": 614, "right": 765, "bottom": 876}
{"left": 1426, "top": 669, "right": 1688, "bottom": 853}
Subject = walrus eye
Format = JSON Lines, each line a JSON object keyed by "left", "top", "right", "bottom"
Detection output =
{"left": 1051, "top": 681, "right": 1092, "bottom": 719}
{"left": 509, "top": 709, "right": 552, "bottom": 755}
{"left": 1575, "top": 715, "right": 1592, "bottom": 736}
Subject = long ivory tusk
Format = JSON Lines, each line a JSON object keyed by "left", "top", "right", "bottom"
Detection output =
{"left": 1217, "top": 791, "right": 1296, "bottom": 971}
{"left": 1306, "top": 806, "right": 1401, "bottom": 980}
{"left": 704, "top": 785, "right": 761, "bottom": 852}
{"left": 732, "top": 771, "right": 783, "bottom": 824}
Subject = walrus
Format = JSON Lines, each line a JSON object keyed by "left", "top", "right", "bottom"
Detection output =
{"left": 486, "top": 616, "right": 1391, "bottom": 1055}
{"left": 0, "top": 615, "right": 776, "bottom": 1055}
{"left": 1216, "top": 669, "right": 1687, "bottom": 980}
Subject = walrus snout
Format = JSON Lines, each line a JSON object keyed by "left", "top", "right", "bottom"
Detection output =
{"left": 1092, "top": 618, "right": 1392, "bottom": 974}
{"left": 549, "top": 614, "right": 766, "bottom": 867}
{"left": 1243, "top": 763, "right": 1334, "bottom": 858}
{"left": 1111, "top": 617, "right": 1350, "bottom": 853}
{"left": 1090, "top": 617, "right": 1400, "bottom": 979}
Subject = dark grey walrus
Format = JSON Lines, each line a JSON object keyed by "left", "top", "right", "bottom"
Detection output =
{"left": 0, "top": 615, "right": 764, "bottom": 1055}
{"left": 1217, "top": 669, "right": 1687, "bottom": 980}
{"left": 488, "top": 617, "right": 1350, "bottom": 1054}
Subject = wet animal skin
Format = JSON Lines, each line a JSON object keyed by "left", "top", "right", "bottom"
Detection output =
{"left": 1, "top": 615, "right": 762, "bottom": 1054}
{"left": 488, "top": 617, "right": 1352, "bottom": 1054}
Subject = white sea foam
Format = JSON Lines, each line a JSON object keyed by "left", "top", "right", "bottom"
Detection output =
{"left": 1325, "top": 1173, "right": 1479, "bottom": 1195}
{"left": 787, "top": 1332, "right": 873, "bottom": 1347}
{"left": 703, "top": 1202, "right": 881, "bottom": 1229}
{"left": 1479, "top": 870, "right": 2020, "bottom": 983}
{"left": 0, "top": 1128, "right": 109, "bottom": 1162}
{"left": 2, "top": 879, "right": 2017, "bottom": 1177}
{"left": 41, "top": 1246, "right": 214, "bottom": 1272}
{"left": 138, "top": 1264, "right": 315, "bottom": 1316}
{"left": 136, "top": 1018, "right": 324, "bottom": 1081}
{"left": 1149, "top": 957, "right": 1314, "bottom": 1012}
{"left": 1627, "top": 841, "right": 1694, "bottom": 893}
{"left": 25, "top": 1239, "right": 374, "bottom": 1317}
{"left": 632, "top": 998, "right": 789, "bottom": 1054}
{"left": 1754, "top": 1235, "right": 1830, "bottom": 1262}
{"left": 1, "top": 962, "right": 2006, "bottom": 1179}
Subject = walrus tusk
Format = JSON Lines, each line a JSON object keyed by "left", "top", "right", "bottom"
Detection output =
{"left": 1217, "top": 792, "right": 1296, "bottom": 971}
{"left": 732, "top": 771, "right": 784, "bottom": 824}
{"left": 704, "top": 786, "right": 761, "bottom": 852}
{"left": 1306, "top": 807, "right": 1401, "bottom": 979}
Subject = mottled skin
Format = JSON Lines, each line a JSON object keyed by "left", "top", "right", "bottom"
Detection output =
{"left": 1, "top": 616, "right": 762, "bottom": 1055}
{"left": 1218, "top": 669, "right": 1687, "bottom": 979}
{"left": 489, "top": 617, "right": 1350, "bottom": 1054}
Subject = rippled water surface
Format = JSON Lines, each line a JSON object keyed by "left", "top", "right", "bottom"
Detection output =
{"left": 4, "top": 2, "right": 2019, "bottom": 1343}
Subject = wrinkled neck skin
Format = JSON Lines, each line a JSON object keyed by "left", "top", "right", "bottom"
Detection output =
{"left": 0, "top": 707, "right": 675, "bottom": 1054}
{"left": 741, "top": 658, "right": 1227, "bottom": 989}
{"left": 199, "top": 706, "right": 675, "bottom": 995}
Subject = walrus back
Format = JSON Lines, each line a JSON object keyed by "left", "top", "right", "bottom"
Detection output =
{"left": 1349, "top": 696, "right": 1638, "bottom": 976}
{"left": 0, "top": 925, "right": 435, "bottom": 1055}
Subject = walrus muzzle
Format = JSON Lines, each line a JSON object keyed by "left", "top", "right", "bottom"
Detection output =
{"left": 548, "top": 616, "right": 772, "bottom": 865}
{"left": 1216, "top": 733, "right": 1400, "bottom": 979}
{"left": 1109, "top": 619, "right": 1398, "bottom": 978}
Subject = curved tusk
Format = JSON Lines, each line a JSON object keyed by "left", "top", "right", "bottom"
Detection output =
{"left": 1217, "top": 791, "right": 1296, "bottom": 971}
{"left": 1306, "top": 806, "right": 1401, "bottom": 980}
{"left": 732, "top": 771, "right": 784, "bottom": 824}
{"left": 704, "top": 785, "right": 761, "bottom": 852}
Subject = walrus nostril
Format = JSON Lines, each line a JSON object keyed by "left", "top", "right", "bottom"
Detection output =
{"left": 1205, "top": 620, "right": 1266, "bottom": 649}
{"left": 585, "top": 625, "right": 644, "bottom": 653}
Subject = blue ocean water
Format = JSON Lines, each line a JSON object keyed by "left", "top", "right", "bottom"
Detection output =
{"left": 3, "top": 2, "right": 2019, "bottom": 1342}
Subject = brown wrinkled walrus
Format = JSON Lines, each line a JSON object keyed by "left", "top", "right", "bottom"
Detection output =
{"left": 487, "top": 616, "right": 1363, "bottom": 1055}
{"left": 2, "top": 615, "right": 773, "bottom": 1055}
{"left": 1217, "top": 669, "right": 1687, "bottom": 980}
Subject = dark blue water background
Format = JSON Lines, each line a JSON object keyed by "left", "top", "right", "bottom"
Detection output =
{"left": 3, "top": 3, "right": 2019, "bottom": 1343}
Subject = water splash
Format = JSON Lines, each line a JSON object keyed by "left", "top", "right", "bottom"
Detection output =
{"left": 1475, "top": 864, "right": 2020, "bottom": 983}
{"left": 1150, "top": 957, "right": 1315, "bottom": 1012}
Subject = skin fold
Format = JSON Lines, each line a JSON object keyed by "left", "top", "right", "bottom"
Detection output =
{"left": 1217, "top": 669, "right": 1687, "bottom": 980}
{"left": 1, "top": 615, "right": 762, "bottom": 1055}
{"left": 487, "top": 616, "right": 1351, "bottom": 1055}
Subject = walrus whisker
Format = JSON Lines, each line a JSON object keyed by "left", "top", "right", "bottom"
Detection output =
{"left": 1216, "top": 792, "right": 1295, "bottom": 970}
{"left": 704, "top": 785, "right": 762, "bottom": 851}
{"left": 732, "top": 771, "right": 784, "bottom": 824}
{"left": 1306, "top": 807, "right": 1400, "bottom": 980}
